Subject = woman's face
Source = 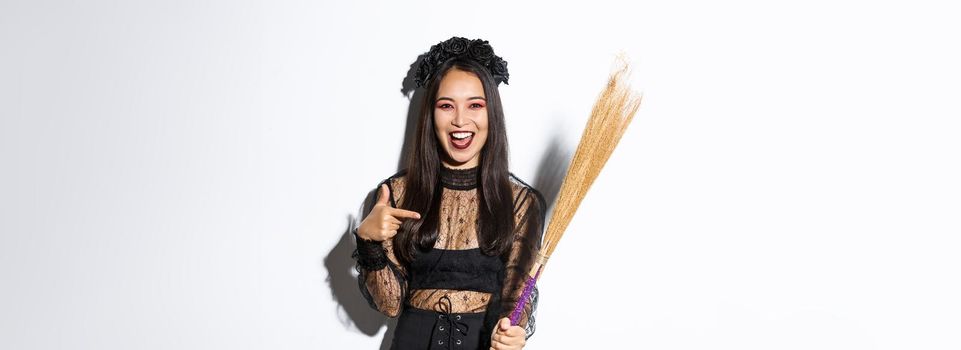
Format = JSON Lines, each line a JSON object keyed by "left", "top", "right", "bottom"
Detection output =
{"left": 433, "top": 68, "right": 489, "bottom": 169}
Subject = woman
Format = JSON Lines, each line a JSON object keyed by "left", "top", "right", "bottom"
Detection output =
{"left": 352, "top": 37, "right": 545, "bottom": 350}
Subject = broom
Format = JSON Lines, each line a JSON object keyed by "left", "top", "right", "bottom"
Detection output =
{"left": 509, "top": 54, "right": 643, "bottom": 326}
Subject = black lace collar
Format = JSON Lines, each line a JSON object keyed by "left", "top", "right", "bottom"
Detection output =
{"left": 440, "top": 165, "right": 479, "bottom": 190}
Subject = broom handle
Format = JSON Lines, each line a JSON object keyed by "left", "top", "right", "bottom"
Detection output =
{"left": 508, "top": 265, "right": 543, "bottom": 326}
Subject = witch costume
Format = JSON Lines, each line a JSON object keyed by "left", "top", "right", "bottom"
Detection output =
{"left": 353, "top": 165, "right": 544, "bottom": 350}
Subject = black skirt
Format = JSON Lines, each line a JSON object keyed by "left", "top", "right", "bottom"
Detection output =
{"left": 391, "top": 304, "right": 488, "bottom": 350}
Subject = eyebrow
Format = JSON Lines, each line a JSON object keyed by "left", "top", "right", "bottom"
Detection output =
{"left": 436, "top": 96, "right": 487, "bottom": 102}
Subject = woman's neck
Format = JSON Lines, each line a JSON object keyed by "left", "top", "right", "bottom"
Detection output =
{"left": 439, "top": 164, "right": 479, "bottom": 190}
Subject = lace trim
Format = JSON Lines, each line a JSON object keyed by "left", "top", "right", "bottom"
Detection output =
{"left": 440, "top": 166, "right": 479, "bottom": 190}
{"left": 353, "top": 229, "right": 388, "bottom": 271}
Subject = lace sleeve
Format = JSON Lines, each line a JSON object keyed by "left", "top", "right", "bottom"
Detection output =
{"left": 352, "top": 177, "right": 407, "bottom": 318}
{"left": 499, "top": 185, "right": 546, "bottom": 338}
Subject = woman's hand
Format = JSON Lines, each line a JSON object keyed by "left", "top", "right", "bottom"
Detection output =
{"left": 490, "top": 317, "right": 526, "bottom": 350}
{"left": 357, "top": 184, "right": 421, "bottom": 241}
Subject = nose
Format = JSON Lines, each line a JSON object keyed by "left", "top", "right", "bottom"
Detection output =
{"left": 451, "top": 107, "right": 468, "bottom": 127}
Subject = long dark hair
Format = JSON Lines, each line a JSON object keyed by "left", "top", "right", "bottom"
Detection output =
{"left": 393, "top": 57, "right": 515, "bottom": 266}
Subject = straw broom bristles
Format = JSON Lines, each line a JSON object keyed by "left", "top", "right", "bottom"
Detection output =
{"left": 539, "top": 54, "right": 642, "bottom": 261}
{"left": 509, "top": 54, "right": 642, "bottom": 325}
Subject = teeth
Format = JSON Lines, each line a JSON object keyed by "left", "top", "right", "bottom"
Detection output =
{"left": 451, "top": 132, "right": 473, "bottom": 140}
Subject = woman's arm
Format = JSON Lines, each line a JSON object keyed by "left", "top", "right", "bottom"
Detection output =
{"left": 498, "top": 185, "right": 546, "bottom": 336}
{"left": 353, "top": 178, "right": 416, "bottom": 318}
{"left": 354, "top": 235, "right": 406, "bottom": 317}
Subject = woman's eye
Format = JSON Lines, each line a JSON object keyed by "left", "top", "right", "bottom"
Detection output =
{"left": 437, "top": 103, "right": 453, "bottom": 110}
{"left": 470, "top": 103, "right": 485, "bottom": 109}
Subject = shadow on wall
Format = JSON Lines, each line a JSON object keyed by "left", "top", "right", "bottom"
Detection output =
{"left": 532, "top": 132, "right": 573, "bottom": 215}
{"left": 323, "top": 210, "right": 397, "bottom": 350}
{"left": 320, "top": 53, "right": 427, "bottom": 350}
{"left": 322, "top": 51, "right": 572, "bottom": 349}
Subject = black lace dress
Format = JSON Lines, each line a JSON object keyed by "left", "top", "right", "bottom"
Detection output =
{"left": 353, "top": 166, "right": 545, "bottom": 349}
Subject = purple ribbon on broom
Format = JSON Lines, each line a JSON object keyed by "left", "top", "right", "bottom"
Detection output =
{"left": 508, "top": 263, "right": 543, "bottom": 325}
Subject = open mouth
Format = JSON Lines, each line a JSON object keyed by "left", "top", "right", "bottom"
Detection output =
{"left": 449, "top": 131, "right": 474, "bottom": 150}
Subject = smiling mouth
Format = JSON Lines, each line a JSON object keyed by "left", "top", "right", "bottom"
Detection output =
{"left": 449, "top": 131, "right": 474, "bottom": 150}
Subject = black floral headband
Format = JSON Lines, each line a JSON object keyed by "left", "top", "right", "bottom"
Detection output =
{"left": 414, "top": 37, "right": 509, "bottom": 88}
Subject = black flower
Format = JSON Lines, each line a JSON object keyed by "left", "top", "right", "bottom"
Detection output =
{"left": 467, "top": 39, "right": 494, "bottom": 65}
{"left": 426, "top": 45, "right": 447, "bottom": 66}
{"left": 441, "top": 37, "right": 469, "bottom": 55}
{"left": 491, "top": 58, "right": 509, "bottom": 85}
{"left": 413, "top": 36, "right": 509, "bottom": 88}
{"left": 414, "top": 59, "right": 432, "bottom": 87}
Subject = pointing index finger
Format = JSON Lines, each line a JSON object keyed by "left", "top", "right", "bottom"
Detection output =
{"left": 389, "top": 208, "right": 421, "bottom": 220}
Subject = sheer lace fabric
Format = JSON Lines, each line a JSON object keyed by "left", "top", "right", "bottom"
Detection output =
{"left": 354, "top": 167, "right": 544, "bottom": 334}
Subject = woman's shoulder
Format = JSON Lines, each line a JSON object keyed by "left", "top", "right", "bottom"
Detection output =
{"left": 374, "top": 171, "right": 408, "bottom": 208}
{"left": 508, "top": 173, "right": 546, "bottom": 211}
{"left": 380, "top": 170, "right": 408, "bottom": 188}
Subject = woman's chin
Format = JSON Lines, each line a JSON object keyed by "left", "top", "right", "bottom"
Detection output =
{"left": 443, "top": 152, "right": 479, "bottom": 168}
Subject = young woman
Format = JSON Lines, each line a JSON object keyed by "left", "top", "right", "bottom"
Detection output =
{"left": 353, "top": 37, "right": 545, "bottom": 350}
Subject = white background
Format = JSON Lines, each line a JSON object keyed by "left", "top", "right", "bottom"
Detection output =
{"left": 2, "top": 0, "right": 959, "bottom": 349}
